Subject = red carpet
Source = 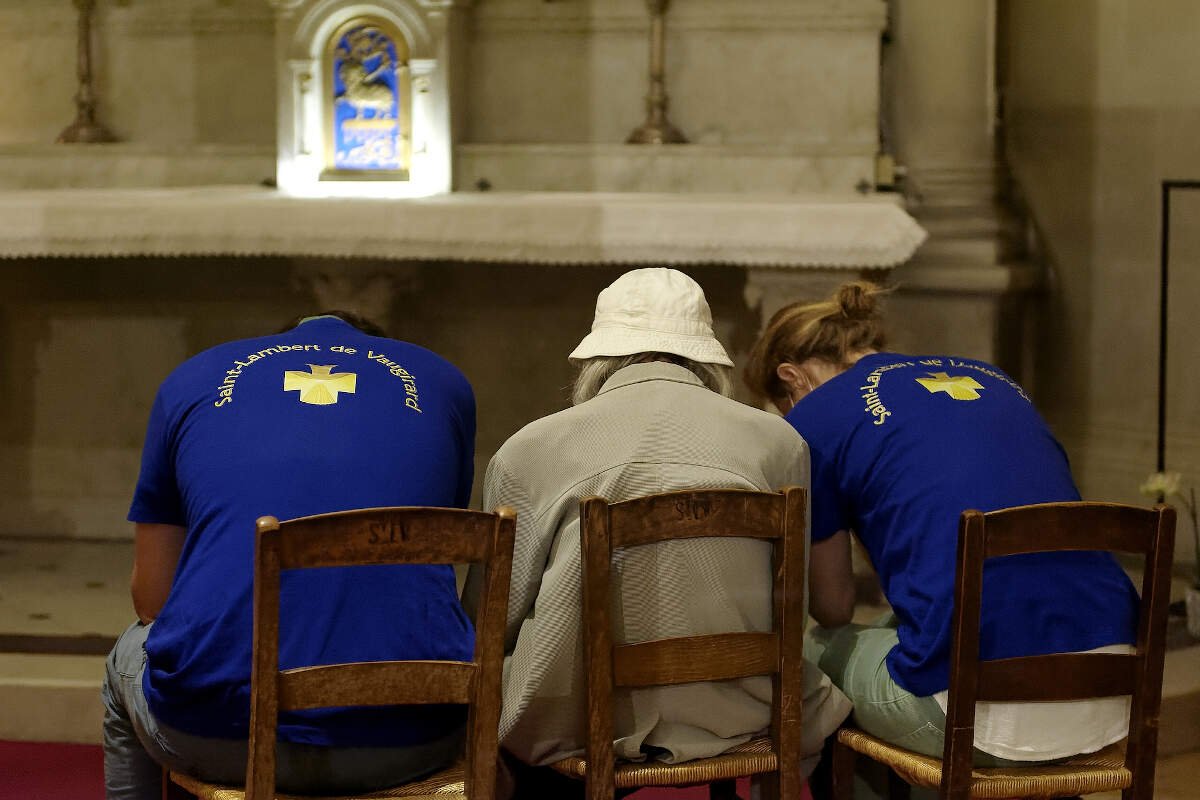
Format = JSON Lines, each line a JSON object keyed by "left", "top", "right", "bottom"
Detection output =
{"left": 635, "top": 776, "right": 813, "bottom": 800}
{"left": 635, "top": 779, "right": 755, "bottom": 799}
{"left": 0, "top": 741, "right": 810, "bottom": 800}
{"left": 0, "top": 740, "right": 104, "bottom": 800}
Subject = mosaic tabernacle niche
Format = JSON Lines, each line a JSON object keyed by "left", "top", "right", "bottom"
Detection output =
{"left": 324, "top": 17, "right": 411, "bottom": 178}
{"left": 271, "top": 0, "right": 453, "bottom": 197}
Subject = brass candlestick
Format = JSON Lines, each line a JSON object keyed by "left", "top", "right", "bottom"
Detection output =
{"left": 626, "top": 0, "right": 687, "bottom": 145}
{"left": 57, "top": 0, "right": 118, "bottom": 143}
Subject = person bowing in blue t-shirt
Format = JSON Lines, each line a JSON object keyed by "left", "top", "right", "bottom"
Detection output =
{"left": 743, "top": 282, "right": 1139, "bottom": 769}
{"left": 102, "top": 312, "right": 477, "bottom": 800}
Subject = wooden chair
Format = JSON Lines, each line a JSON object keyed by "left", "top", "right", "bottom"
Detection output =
{"left": 169, "top": 505, "right": 516, "bottom": 800}
{"left": 547, "top": 487, "right": 809, "bottom": 800}
{"left": 832, "top": 501, "right": 1176, "bottom": 800}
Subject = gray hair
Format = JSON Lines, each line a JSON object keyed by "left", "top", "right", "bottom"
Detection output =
{"left": 571, "top": 353, "right": 734, "bottom": 405}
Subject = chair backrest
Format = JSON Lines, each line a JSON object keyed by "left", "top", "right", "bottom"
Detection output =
{"left": 244, "top": 506, "right": 516, "bottom": 800}
{"left": 579, "top": 487, "right": 807, "bottom": 800}
{"left": 942, "top": 501, "right": 1176, "bottom": 800}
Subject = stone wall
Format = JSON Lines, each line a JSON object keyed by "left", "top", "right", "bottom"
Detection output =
{"left": 0, "top": 0, "right": 275, "bottom": 147}
{"left": 0, "top": 0, "right": 887, "bottom": 194}
{"left": 1004, "top": 0, "right": 1200, "bottom": 568}
{"left": 456, "top": 0, "right": 884, "bottom": 193}
{"left": 0, "top": 258, "right": 756, "bottom": 539}
{"left": 0, "top": 0, "right": 901, "bottom": 541}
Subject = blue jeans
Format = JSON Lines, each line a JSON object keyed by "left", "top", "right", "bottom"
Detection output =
{"left": 101, "top": 621, "right": 464, "bottom": 800}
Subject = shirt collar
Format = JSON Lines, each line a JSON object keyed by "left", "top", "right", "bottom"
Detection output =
{"left": 295, "top": 315, "right": 351, "bottom": 329}
{"left": 596, "top": 361, "right": 707, "bottom": 396}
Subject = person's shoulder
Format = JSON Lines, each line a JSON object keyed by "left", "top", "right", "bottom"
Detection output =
{"left": 757, "top": 408, "right": 809, "bottom": 455}
{"left": 158, "top": 334, "right": 264, "bottom": 390}
{"left": 933, "top": 353, "right": 992, "bottom": 366}
{"left": 366, "top": 335, "right": 448, "bottom": 362}
{"left": 710, "top": 393, "right": 778, "bottom": 423}
{"left": 925, "top": 354, "right": 1028, "bottom": 394}
{"left": 506, "top": 402, "right": 580, "bottom": 443}
{"left": 359, "top": 336, "right": 474, "bottom": 397}
{"left": 954, "top": 355, "right": 1018, "bottom": 379}
{"left": 484, "top": 418, "right": 548, "bottom": 490}
{"left": 704, "top": 394, "right": 809, "bottom": 452}
{"left": 491, "top": 402, "right": 583, "bottom": 464}
{"left": 919, "top": 353, "right": 1007, "bottom": 373}
{"left": 381, "top": 337, "right": 467, "bottom": 377}
{"left": 696, "top": 397, "right": 809, "bottom": 487}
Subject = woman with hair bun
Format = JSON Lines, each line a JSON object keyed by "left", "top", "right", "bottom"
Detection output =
{"left": 744, "top": 281, "right": 1138, "bottom": 766}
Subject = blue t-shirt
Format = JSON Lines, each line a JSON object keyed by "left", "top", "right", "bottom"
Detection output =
{"left": 128, "top": 317, "right": 477, "bottom": 746}
{"left": 788, "top": 353, "right": 1138, "bottom": 697}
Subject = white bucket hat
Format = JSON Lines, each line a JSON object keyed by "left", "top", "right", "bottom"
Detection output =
{"left": 569, "top": 268, "right": 733, "bottom": 366}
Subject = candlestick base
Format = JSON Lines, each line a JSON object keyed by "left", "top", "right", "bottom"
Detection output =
{"left": 626, "top": 119, "right": 688, "bottom": 145}
{"left": 56, "top": 117, "right": 119, "bottom": 144}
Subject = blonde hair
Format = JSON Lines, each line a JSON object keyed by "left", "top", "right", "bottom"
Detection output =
{"left": 743, "top": 281, "right": 888, "bottom": 402}
{"left": 572, "top": 354, "right": 733, "bottom": 405}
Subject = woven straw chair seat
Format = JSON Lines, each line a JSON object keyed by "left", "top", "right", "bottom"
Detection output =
{"left": 169, "top": 760, "right": 466, "bottom": 800}
{"left": 836, "top": 729, "right": 1131, "bottom": 799}
{"left": 548, "top": 736, "right": 777, "bottom": 788}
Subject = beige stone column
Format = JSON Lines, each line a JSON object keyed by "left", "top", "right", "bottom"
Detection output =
{"left": 738, "top": 266, "right": 890, "bottom": 396}
{"left": 883, "top": 0, "right": 1037, "bottom": 377}
{"left": 743, "top": 268, "right": 861, "bottom": 330}
{"left": 886, "top": 0, "right": 997, "bottom": 203}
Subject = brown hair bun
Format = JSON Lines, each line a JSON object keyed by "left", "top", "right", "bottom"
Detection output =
{"left": 835, "top": 281, "right": 882, "bottom": 321}
{"left": 742, "top": 280, "right": 888, "bottom": 402}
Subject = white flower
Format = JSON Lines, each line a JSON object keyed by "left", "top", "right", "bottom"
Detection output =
{"left": 1140, "top": 471, "right": 1182, "bottom": 499}
{"left": 1140, "top": 474, "right": 1200, "bottom": 587}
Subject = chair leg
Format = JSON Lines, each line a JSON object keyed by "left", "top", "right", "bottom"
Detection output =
{"left": 1124, "top": 767, "right": 1155, "bottom": 800}
{"left": 831, "top": 740, "right": 856, "bottom": 800}
{"left": 710, "top": 778, "right": 740, "bottom": 800}
{"left": 161, "top": 769, "right": 195, "bottom": 800}
{"left": 753, "top": 770, "right": 781, "bottom": 800}
{"left": 886, "top": 769, "right": 910, "bottom": 800}
{"left": 807, "top": 739, "right": 834, "bottom": 800}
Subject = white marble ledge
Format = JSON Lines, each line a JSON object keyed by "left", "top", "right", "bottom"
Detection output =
{"left": 0, "top": 188, "right": 927, "bottom": 268}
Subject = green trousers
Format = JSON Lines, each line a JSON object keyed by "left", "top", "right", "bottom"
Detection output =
{"left": 805, "top": 617, "right": 1034, "bottom": 768}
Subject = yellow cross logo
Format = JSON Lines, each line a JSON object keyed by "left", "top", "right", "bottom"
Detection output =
{"left": 283, "top": 364, "right": 357, "bottom": 405}
{"left": 916, "top": 372, "right": 985, "bottom": 401}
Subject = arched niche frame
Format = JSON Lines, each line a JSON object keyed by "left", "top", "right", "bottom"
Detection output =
{"left": 270, "top": 0, "right": 454, "bottom": 197}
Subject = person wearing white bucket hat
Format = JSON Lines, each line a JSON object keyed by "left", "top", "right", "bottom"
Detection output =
{"left": 465, "top": 268, "right": 851, "bottom": 797}
{"left": 565, "top": 268, "right": 734, "bottom": 404}
{"left": 569, "top": 267, "right": 734, "bottom": 363}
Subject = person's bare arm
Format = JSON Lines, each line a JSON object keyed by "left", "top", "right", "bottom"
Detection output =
{"left": 131, "top": 523, "right": 186, "bottom": 624}
{"left": 809, "top": 529, "right": 855, "bottom": 627}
